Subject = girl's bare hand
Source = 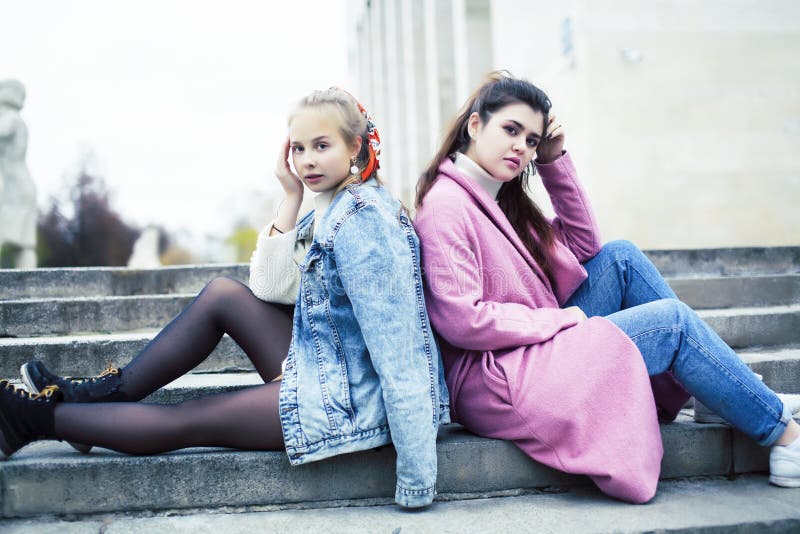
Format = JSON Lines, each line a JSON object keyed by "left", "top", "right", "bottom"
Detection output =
{"left": 565, "top": 305, "right": 587, "bottom": 323}
{"left": 275, "top": 136, "right": 304, "bottom": 198}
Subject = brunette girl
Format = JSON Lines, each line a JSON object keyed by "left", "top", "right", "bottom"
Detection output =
{"left": 413, "top": 71, "right": 800, "bottom": 502}
{"left": 0, "top": 88, "right": 449, "bottom": 508}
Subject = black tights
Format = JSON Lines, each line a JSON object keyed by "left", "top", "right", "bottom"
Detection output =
{"left": 53, "top": 277, "right": 292, "bottom": 454}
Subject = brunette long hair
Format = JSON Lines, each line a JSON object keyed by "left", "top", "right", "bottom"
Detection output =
{"left": 415, "top": 71, "right": 556, "bottom": 281}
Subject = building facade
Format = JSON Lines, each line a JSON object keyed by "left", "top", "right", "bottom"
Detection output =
{"left": 349, "top": 0, "right": 799, "bottom": 249}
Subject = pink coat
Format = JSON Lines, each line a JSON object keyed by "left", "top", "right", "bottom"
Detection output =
{"left": 414, "top": 153, "right": 672, "bottom": 503}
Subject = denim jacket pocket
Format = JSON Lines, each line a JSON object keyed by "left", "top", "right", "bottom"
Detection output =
{"left": 299, "top": 244, "right": 328, "bottom": 307}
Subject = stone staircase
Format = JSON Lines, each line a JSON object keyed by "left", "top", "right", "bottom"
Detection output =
{"left": 0, "top": 248, "right": 799, "bottom": 531}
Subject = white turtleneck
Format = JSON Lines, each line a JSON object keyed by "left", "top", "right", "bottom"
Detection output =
{"left": 312, "top": 189, "right": 336, "bottom": 236}
{"left": 453, "top": 152, "right": 504, "bottom": 201}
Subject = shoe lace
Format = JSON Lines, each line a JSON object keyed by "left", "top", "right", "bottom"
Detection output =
{"left": 93, "top": 366, "right": 120, "bottom": 381}
{"left": 66, "top": 366, "right": 120, "bottom": 385}
{"left": 33, "top": 385, "right": 60, "bottom": 399}
{"left": 1, "top": 380, "right": 60, "bottom": 401}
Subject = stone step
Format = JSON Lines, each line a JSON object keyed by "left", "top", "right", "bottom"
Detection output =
{"left": 0, "top": 264, "right": 248, "bottom": 300}
{"left": 3, "top": 475, "right": 798, "bottom": 534}
{"left": 0, "top": 294, "right": 197, "bottom": 337}
{"left": 0, "top": 317, "right": 797, "bottom": 382}
{"left": 0, "top": 413, "right": 795, "bottom": 519}
{"left": 695, "top": 305, "right": 800, "bottom": 349}
{"left": 3, "top": 294, "right": 798, "bottom": 349}
{"left": 2, "top": 341, "right": 798, "bottom": 403}
{"left": 644, "top": 246, "right": 800, "bottom": 277}
{"left": 0, "top": 331, "right": 252, "bottom": 377}
{"left": 1, "top": 275, "right": 796, "bottom": 330}
{"left": 670, "top": 273, "right": 800, "bottom": 309}
{"left": 9, "top": 327, "right": 798, "bottom": 396}
{"left": 5, "top": 340, "right": 797, "bottom": 409}
{"left": 741, "top": 346, "right": 800, "bottom": 394}
{"left": 141, "top": 372, "right": 266, "bottom": 404}
{"left": 0, "top": 247, "right": 797, "bottom": 301}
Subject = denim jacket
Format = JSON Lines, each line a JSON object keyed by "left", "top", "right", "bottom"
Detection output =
{"left": 278, "top": 179, "right": 451, "bottom": 508}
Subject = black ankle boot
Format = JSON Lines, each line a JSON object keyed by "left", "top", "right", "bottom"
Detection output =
{"left": 20, "top": 361, "right": 127, "bottom": 455}
{"left": 21, "top": 361, "right": 127, "bottom": 403}
{"left": 0, "top": 380, "right": 62, "bottom": 459}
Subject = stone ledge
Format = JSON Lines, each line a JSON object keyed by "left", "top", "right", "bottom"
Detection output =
{"left": 0, "top": 264, "right": 248, "bottom": 300}
{"left": 1, "top": 246, "right": 798, "bottom": 300}
{"left": 670, "top": 274, "right": 800, "bottom": 309}
{"left": 3, "top": 299, "right": 798, "bottom": 347}
{"left": 3, "top": 475, "right": 799, "bottom": 534}
{"left": 0, "top": 415, "right": 788, "bottom": 518}
{"left": 0, "top": 332, "right": 251, "bottom": 377}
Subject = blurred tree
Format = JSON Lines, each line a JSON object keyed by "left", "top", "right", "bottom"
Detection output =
{"left": 36, "top": 170, "right": 141, "bottom": 267}
{"left": 224, "top": 221, "right": 258, "bottom": 263}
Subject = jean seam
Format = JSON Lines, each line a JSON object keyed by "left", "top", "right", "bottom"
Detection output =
{"left": 583, "top": 256, "right": 620, "bottom": 292}
{"left": 629, "top": 325, "right": 785, "bottom": 444}
{"left": 683, "top": 333, "right": 783, "bottom": 422}
{"left": 627, "top": 325, "right": 681, "bottom": 343}
{"left": 584, "top": 258, "right": 669, "bottom": 306}
{"left": 629, "top": 263, "right": 676, "bottom": 301}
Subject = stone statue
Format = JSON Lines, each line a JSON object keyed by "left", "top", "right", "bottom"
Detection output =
{"left": 127, "top": 226, "right": 161, "bottom": 269}
{"left": 0, "top": 79, "right": 37, "bottom": 268}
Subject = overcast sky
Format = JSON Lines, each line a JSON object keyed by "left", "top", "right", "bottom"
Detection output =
{"left": 1, "top": 0, "right": 350, "bottom": 245}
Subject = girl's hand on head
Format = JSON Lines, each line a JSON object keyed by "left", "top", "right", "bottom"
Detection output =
{"left": 275, "top": 136, "right": 304, "bottom": 199}
{"left": 536, "top": 114, "right": 565, "bottom": 164}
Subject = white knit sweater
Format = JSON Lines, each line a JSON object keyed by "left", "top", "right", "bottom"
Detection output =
{"left": 248, "top": 190, "right": 335, "bottom": 304}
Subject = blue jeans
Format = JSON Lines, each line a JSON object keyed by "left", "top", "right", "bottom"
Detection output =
{"left": 564, "top": 240, "right": 792, "bottom": 446}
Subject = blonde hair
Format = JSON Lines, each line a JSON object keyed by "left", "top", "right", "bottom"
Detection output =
{"left": 289, "top": 88, "right": 381, "bottom": 196}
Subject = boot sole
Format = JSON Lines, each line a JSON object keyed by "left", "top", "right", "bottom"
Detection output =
{"left": 20, "top": 364, "right": 93, "bottom": 455}
{"left": 769, "top": 475, "right": 800, "bottom": 488}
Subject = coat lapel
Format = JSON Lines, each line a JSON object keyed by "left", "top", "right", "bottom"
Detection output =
{"left": 438, "top": 159, "right": 553, "bottom": 291}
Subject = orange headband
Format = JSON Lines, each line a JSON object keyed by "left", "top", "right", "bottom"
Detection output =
{"left": 338, "top": 88, "right": 381, "bottom": 181}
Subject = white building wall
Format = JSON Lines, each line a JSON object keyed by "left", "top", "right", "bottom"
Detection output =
{"left": 350, "top": 0, "right": 493, "bottom": 210}
{"left": 351, "top": 1, "right": 798, "bottom": 248}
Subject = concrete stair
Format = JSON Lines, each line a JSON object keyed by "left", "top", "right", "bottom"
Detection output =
{"left": 3, "top": 475, "right": 799, "bottom": 533}
{"left": 0, "top": 247, "right": 799, "bottom": 529}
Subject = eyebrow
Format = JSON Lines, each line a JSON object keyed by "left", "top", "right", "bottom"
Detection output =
{"left": 291, "top": 135, "right": 332, "bottom": 145}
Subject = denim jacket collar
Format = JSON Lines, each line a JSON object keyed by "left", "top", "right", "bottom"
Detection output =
{"left": 296, "top": 179, "right": 380, "bottom": 242}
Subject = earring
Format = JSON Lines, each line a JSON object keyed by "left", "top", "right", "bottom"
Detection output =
{"left": 350, "top": 157, "right": 359, "bottom": 175}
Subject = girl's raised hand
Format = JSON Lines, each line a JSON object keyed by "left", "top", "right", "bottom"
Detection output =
{"left": 536, "top": 114, "right": 565, "bottom": 164}
{"left": 275, "top": 136, "right": 304, "bottom": 199}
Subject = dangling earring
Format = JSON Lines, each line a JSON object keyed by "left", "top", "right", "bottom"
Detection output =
{"left": 350, "top": 157, "right": 359, "bottom": 176}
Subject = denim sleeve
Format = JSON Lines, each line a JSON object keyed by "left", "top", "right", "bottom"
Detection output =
{"left": 333, "top": 203, "right": 438, "bottom": 508}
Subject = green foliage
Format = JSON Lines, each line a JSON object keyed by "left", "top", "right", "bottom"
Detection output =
{"left": 224, "top": 223, "right": 258, "bottom": 263}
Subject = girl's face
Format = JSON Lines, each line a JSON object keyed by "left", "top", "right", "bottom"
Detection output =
{"left": 289, "top": 107, "right": 361, "bottom": 193}
{"left": 463, "top": 102, "right": 545, "bottom": 182}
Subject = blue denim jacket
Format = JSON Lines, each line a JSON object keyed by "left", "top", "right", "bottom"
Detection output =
{"left": 279, "top": 179, "right": 450, "bottom": 508}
